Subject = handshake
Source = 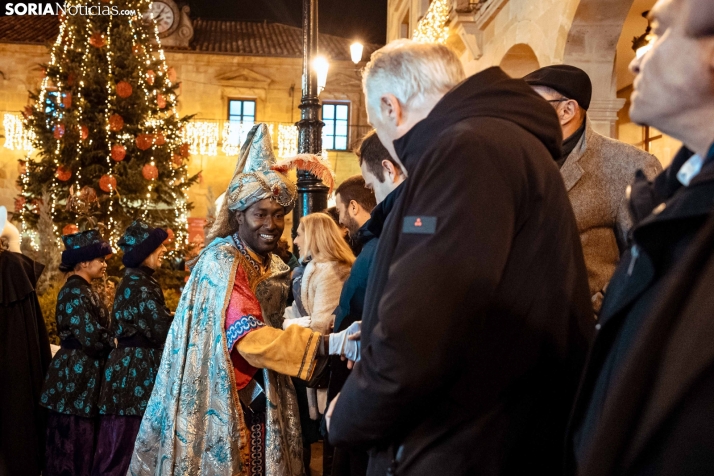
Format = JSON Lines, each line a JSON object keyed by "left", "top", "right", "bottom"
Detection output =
{"left": 283, "top": 311, "right": 361, "bottom": 364}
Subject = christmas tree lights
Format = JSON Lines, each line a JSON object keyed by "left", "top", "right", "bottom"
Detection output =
{"left": 413, "top": 0, "right": 451, "bottom": 44}
{"left": 18, "top": 0, "right": 198, "bottom": 252}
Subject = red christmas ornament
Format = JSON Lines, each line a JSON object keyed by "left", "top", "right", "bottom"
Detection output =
{"left": 79, "top": 125, "right": 88, "bottom": 140}
{"left": 180, "top": 143, "right": 190, "bottom": 158}
{"left": 62, "top": 92, "right": 72, "bottom": 109}
{"left": 164, "top": 228, "right": 175, "bottom": 243}
{"left": 14, "top": 196, "right": 26, "bottom": 212}
{"left": 108, "top": 114, "right": 124, "bottom": 131}
{"left": 142, "top": 163, "right": 159, "bottom": 180}
{"left": 53, "top": 124, "right": 65, "bottom": 139}
{"left": 116, "top": 81, "right": 133, "bottom": 98}
{"left": 99, "top": 174, "right": 117, "bottom": 193}
{"left": 156, "top": 94, "right": 166, "bottom": 109}
{"left": 89, "top": 32, "right": 106, "bottom": 48}
{"left": 136, "top": 134, "right": 154, "bottom": 151}
{"left": 111, "top": 144, "right": 126, "bottom": 162}
{"left": 167, "top": 67, "right": 177, "bottom": 83}
{"left": 154, "top": 131, "right": 166, "bottom": 146}
{"left": 56, "top": 165, "right": 71, "bottom": 182}
{"left": 62, "top": 224, "right": 79, "bottom": 235}
{"left": 146, "top": 70, "right": 155, "bottom": 85}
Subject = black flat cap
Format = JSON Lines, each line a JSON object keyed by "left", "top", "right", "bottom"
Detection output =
{"left": 523, "top": 65, "right": 592, "bottom": 110}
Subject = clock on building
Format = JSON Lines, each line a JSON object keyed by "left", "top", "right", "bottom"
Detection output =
{"left": 144, "top": 1, "right": 179, "bottom": 38}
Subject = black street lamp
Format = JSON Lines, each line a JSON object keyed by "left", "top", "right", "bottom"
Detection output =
{"left": 293, "top": 0, "right": 329, "bottom": 241}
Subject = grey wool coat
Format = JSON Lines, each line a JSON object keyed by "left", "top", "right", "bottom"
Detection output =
{"left": 562, "top": 121, "right": 662, "bottom": 310}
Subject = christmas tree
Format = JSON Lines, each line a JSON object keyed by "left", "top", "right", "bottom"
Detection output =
{"left": 17, "top": 0, "right": 198, "bottom": 250}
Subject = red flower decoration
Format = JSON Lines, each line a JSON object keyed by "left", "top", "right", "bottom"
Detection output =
{"left": 111, "top": 144, "right": 126, "bottom": 162}
{"left": 89, "top": 32, "right": 106, "bottom": 48}
{"left": 62, "top": 92, "right": 72, "bottom": 109}
{"left": 62, "top": 224, "right": 79, "bottom": 236}
{"left": 14, "top": 196, "right": 26, "bottom": 212}
{"left": 136, "top": 134, "right": 154, "bottom": 151}
{"left": 154, "top": 131, "right": 166, "bottom": 146}
{"left": 79, "top": 125, "right": 88, "bottom": 140}
{"left": 116, "top": 81, "right": 133, "bottom": 98}
{"left": 56, "top": 165, "right": 71, "bottom": 181}
{"left": 146, "top": 70, "right": 155, "bottom": 85}
{"left": 108, "top": 114, "right": 124, "bottom": 131}
{"left": 142, "top": 163, "right": 159, "bottom": 180}
{"left": 171, "top": 154, "right": 183, "bottom": 168}
{"left": 179, "top": 143, "right": 190, "bottom": 158}
{"left": 53, "top": 124, "right": 65, "bottom": 139}
{"left": 132, "top": 44, "right": 144, "bottom": 56}
{"left": 156, "top": 93, "right": 166, "bottom": 109}
{"left": 99, "top": 174, "right": 117, "bottom": 193}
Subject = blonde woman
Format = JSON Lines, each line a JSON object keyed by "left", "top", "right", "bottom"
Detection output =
{"left": 284, "top": 212, "right": 354, "bottom": 335}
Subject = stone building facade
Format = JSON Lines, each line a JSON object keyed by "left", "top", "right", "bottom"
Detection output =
{"left": 0, "top": 13, "right": 377, "bottom": 224}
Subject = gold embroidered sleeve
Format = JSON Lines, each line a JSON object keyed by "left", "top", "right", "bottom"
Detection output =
{"left": 236, "top": 325, "right": 322, "bottom": 380}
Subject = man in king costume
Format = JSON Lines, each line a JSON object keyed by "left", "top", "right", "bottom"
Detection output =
{"left": 129, "top": 124, "right": 346, "bottom": 476}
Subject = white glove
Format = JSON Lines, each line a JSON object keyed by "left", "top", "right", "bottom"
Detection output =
{"left": 283, "top": 305, "right": 300, "bottom": 321}
{"left": 328, "top": 321, "right": 361, "bottom": 362}
{"left": 282, "top": 316, "right": 312, "bottom": 330}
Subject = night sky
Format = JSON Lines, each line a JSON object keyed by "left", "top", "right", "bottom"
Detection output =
{"left": 188, "top": 0, "right": 388, "bottom": 45}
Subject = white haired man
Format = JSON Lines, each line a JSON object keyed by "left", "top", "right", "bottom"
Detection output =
{"left": 565, "top": 1, "right": 714, "bottom": 475}
{"left": 325, "top": 40, "right": 593, "bottom": 475}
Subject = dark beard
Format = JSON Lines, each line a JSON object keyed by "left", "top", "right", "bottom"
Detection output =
{"left": 343, "top": 214, "right": 360, "bottom": 238}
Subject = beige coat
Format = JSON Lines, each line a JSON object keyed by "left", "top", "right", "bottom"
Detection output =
{"left": 562, "top": 121, "right": 662, "bottom": 310}
{"left": 300, "top": 260, "right": 352, "bottom": 334}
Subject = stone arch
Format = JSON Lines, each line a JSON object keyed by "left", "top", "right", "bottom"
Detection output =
{"left": 561, "top": 0, "right": 636, "bottom": 136}
{"left": 499, "top": 43, "right": 540, "bottom": 78}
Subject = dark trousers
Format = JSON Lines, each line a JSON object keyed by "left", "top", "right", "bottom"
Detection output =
{"left": 45, "top": 411, "right": 97, "bottom": 476}
{"left": 92, "top": 414, "right": 142, "bottom": 476}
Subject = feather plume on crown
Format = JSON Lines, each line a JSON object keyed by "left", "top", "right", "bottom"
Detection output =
{"left": 272, "top": 154, "right": 336, "bottom": 194}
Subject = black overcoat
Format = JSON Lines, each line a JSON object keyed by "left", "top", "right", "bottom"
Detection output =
{"left": 329, "top": 67, "right": 593, "bottom": 476}
{"left": 567, "top": 147, "right": 714, "bottom": 476}
{"left": 0, "top": 251, "right": 50, "bottom": 476}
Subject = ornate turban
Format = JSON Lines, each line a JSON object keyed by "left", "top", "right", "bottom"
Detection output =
{"left": 226, "top": 124, "right": 297, "bottom": 212}
{"left": 206, "top": 123, "right": 335, "bottom": 243}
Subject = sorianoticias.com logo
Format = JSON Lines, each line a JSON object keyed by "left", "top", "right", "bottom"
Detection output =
{"left": 4, "top": 3, "right": 137, "bottom": 15}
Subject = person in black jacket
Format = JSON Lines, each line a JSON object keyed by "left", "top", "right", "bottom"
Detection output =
{"left": 565, "top": 1, "right": 714, "bottom": 475}
{"left": 326, "top": 143, "right": 402, "bottom": 476}
{"left": 40, "top": 229, "right": 114, "bottom": 476}
{"left": 93, "top": 220, "right": 172, "bottom": 476}
{"left": 0, "top": 206, "right": 52, "bottom": 476}
{"left": 326, "top": 40, "right": 593, "bottom": 476}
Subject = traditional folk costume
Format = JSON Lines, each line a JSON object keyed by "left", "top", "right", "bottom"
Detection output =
{"left": 129, "top": 124, "right": 334, "bottom": 476}
{"left": 39, "top": 230, "right": 113, "bottom": 476}
{"left": 93, "top": 221, "right": 172, "bottom": 476}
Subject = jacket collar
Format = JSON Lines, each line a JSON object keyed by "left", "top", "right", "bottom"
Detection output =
{"left": 559, "top": 119, "right": 593, "bottom": 191}
{"left": 354, "top": 220, "right": 376, "bottom": 246}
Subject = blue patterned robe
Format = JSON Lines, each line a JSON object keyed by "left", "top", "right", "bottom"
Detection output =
{"left": 129, "top": 236, "right": 304, "bottom": 476}
{"left": 40, "top": 275, "right": 112, "bottom": 417}
{"left": 98, "top": 266, "right": 173, "bottom": 416}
